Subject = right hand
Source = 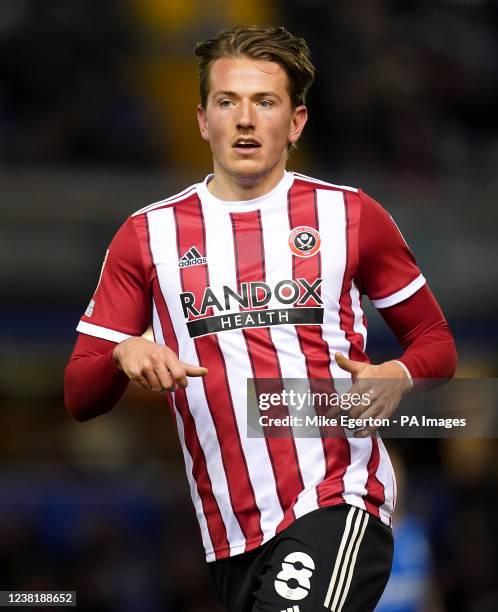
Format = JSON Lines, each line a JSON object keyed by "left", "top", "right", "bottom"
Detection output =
{"left": 112, "top": 337, "right": 208, "bottom": 392}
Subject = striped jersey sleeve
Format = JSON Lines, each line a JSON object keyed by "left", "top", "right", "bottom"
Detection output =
{"left": 76, "top": 216, "right": 152, "bottom": 343}
{"left": 357, "top": 189, "right": 426, "bottom": 308}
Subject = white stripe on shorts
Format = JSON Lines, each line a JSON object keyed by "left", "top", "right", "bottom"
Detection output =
{"left": 323, "top": 506, "right": 370, "bottom": 611}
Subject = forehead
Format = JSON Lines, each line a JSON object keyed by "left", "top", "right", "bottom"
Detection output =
{"left": 208, "top": 56, "right": 290, "bottom": 97}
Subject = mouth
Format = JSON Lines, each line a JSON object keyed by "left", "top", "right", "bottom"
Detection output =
{"left": 232, "top": 138, "right": 261, "bottom": 154}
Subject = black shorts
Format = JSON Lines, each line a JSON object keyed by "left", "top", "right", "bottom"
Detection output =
{"left": 208, "top": 504, "right": 393, "bottom": 612}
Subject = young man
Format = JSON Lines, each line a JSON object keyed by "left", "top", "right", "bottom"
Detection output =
{"left": 65, "top": 26, "right": 457, "bottom": 612}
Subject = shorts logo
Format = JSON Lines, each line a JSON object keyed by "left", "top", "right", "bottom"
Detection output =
{"left": 274, "top": 551, "right": 315, "bottom": 601}
{"left": 179, "top": 246, "right": 207, "bottom": 268}
{"left": 281, "top": 606, "right": 300, "bottom": 612}
{"left": 288, "top": 226, "right": 321, "bottom": 258}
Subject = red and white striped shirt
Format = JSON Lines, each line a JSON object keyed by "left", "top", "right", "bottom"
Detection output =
{"left": 76, "top": 171, "right": 425, "bottom": 561}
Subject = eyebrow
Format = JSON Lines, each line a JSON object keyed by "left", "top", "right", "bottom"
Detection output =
{"left": 212, "top": 90, "right": 282, "bottom": 101}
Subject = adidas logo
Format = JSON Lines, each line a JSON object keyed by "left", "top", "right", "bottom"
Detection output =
{"left": 179, "top": 246, "right": 207, "bottom": 268}
{"left": 281, "top": 606, "right": 300, "bottom": 612}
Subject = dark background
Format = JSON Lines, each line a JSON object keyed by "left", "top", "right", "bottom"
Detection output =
{"left": 0, "top": 1, "right": 497, "bottom": 610}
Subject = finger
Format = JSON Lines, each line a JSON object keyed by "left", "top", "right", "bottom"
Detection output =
{"left": 143, "top": 368, "right": 164, "bottom": 392}
{"left": 182, "top": 362, "right": 208, "bottom": 377}
{"left": 158, "top": 357, "right": 187, "bottom": 388}
{"left": 351, "top": 398, "right": 398, "bottom": 437}
{"left": 130, "top": 373, "right": 152, "bottom": 391}
{"left": 352, "top": 409, "right": 390, "bottom": 437}
{"left": 157, "top": 348, "right": 188, "bottom": 388}
{"left": 354, "top": 427, "right": 377, "bottom": 439}
{"left": 345, "top": 402, "right": 371, "bottom": 420}
{"left": 350, "top": 405, "right": 383, "bottom": 438}
{"left": 154, "top": 362, "right": 176, "bottom": 392}
{"left": 335, "top": 352, "right": 365, "bottom": 377}
{"left": 324, "top": 402, "right": 343, "bottom": 420}
{"left": 346, "top": 388, "right": 377, "bottom": 419}
{"left": 338, "top": 378, "right": 373, "bottom": 419}
{"left": 352, "top": 402, "right": 383, "bottom": 424}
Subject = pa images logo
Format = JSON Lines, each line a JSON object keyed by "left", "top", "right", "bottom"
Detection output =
{"left": 288, "top": 226, "right": 321, "bottom": 258}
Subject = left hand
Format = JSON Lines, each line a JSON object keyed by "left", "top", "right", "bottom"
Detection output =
{"left": 335, "top": 352, "right": 412, "bottom": 438}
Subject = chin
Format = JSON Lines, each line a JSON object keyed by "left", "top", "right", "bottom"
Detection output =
{"left": 228, "top": 161, "right": 266, "bottom": 181}
{"left": 233, "top": 168, "right": 269, "bottom": 187}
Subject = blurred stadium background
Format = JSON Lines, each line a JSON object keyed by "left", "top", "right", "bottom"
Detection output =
{"left": 1, "top": 0, "right": 497, "bottom": 610}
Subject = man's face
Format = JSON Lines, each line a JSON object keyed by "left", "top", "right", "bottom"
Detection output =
{"left": 197, "top": 56, "right": 307, "bottom": 183}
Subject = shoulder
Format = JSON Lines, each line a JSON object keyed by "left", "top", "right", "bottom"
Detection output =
{"left": 356, "top": 189, "right": 398, "bottom": 226}
{"left": 292, "top": 173, "right": 388, "bottom": 214}
{"left": 292, "top": 171, "right": 359, "bottom": 194}
{"left": 131, "top": 182, "right": 199, "bottom": 218}
{"left": 292, "top": 174, "right": 391, "bottom": 222}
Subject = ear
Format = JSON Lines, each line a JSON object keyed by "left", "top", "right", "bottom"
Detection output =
{"left": 197, "top": 104, "right": 210, "bottom": 141}
{"left": 288, "top": 105, "right": 308, "bottom": 146}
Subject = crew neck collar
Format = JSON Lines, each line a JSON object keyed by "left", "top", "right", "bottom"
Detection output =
{"left": 197, "top": 171, "right": 295, "bottom": 212}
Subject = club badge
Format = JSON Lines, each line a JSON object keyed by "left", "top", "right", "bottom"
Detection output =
{"left": 288, "top": 226, "right": 321, "bottom": 258}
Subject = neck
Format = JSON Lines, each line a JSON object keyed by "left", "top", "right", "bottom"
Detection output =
{"left": 207, "top": 159, "right": 286, "bottom": 201}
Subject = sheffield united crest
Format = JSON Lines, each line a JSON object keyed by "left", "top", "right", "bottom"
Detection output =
{"left": 288, "top": 226, "right": 321, "bottom": 257}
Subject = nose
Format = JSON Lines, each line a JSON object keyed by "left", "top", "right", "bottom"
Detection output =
{"left": 236, "top": 99, "right": 255, "bottom": 130}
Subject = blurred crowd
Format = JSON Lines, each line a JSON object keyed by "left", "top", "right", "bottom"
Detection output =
{"left": 286, "top": 0, "right": 498, "bottom": 175}
{"left": 0, "top": 0, "right": 158, "bottom": 166}
{"left": 1, "top": 0, "right": 496, "bottom": 173}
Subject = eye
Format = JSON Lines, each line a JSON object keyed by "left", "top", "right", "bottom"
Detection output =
{"left": 258, "top": 99, "right": 273, "bottom": 108}
{"left": 219, "top": 99, "right": 233, "bottom": 108}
